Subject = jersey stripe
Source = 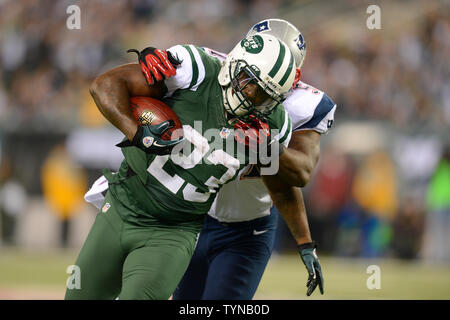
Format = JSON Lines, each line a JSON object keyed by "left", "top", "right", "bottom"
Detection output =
{"left": 294, "top": 94, "right": 336, "bottom": 131}
{"left": 282, "top": 122, "right": 292, "bottom": 147}
{"left": 274, "top": 108, "right": 290, "bottom": 144}
{"left": 279, "top": 113, "right": 291, "bottom": 145}
{"left": 190, "top": 45, "right": 206, "bottom": 90}
{"left": 278, "top": 52, "right": 294, "bottom": 87}
{"left": 268, "top": 40, "right": 285, "bottom": 78}
{"left": 183, "top": 45, "right": 199, "bottom": 89}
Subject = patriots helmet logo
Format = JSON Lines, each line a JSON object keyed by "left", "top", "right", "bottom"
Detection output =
{"left": 252, "top": 20, "right": 270, "bottom": 33}
{"left": 296, "top": 33, "right": 306, "bottom": 50}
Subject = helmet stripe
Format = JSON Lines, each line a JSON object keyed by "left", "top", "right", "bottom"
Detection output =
{"left": 278, "top": 51, "right": 294, "bottom": 86}
{"left": 268, "top": 40, "right": 285, "bottom": 78}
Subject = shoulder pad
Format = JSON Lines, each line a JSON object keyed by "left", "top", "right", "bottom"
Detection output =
{"left": 283, "top": 82, "right": 337, "bottom": 134}
{"left": 164, "top": 45, "right": 207, "bottom": 96}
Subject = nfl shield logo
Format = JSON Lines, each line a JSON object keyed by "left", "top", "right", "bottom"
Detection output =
{"left": 102, "top": 202, "right": 111, "bottom": 213}
{"left": 220, "top": 127, "right": 231, "bottom": 139}
{"left": 142, "top": 136, "right": 154, "bottom": 147}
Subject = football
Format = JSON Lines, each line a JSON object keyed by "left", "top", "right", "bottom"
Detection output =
{"left": 129, "top": 96, "right": 183, "bottom": 141}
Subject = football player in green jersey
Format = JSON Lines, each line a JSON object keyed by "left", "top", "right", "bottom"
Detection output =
{"left": 65, "top": 34, "right": 297, "bottom": 299}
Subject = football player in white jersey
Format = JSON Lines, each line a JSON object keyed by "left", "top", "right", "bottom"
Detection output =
{"left": 172, "top": 19, "right": 336, "bottom": 299}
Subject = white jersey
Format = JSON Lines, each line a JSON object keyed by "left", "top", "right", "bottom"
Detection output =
{"left": 208, "top": 80, "right": 336, "bottom": 222}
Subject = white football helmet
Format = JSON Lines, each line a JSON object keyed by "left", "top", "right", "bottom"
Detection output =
{"left": 246, "top": 19, "right": 306, "bottom": 70}
{"left": 218, "top": 34, "right": 296, "bottom": 118}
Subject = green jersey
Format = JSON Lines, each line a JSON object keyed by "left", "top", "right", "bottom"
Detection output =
{"left": 105, "top": 44, "right": 291, "bottom": 230}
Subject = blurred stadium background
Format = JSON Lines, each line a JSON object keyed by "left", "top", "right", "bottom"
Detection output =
{"left": 0, "top": 0, "right": 449, "bottom": 299}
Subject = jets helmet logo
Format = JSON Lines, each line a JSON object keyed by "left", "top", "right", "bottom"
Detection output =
{"left": 241, "top": 35, "right": 264, "bottom": 54}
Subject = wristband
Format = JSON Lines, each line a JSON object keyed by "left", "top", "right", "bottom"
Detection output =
{"left": 297, "top": 241, "right": 317, "bottom": 251}
{"left": 131, "top": 126, "right": 143, "bottom": 145}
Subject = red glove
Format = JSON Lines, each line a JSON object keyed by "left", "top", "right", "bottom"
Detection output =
{"left": 234, "top": 115, "right": 284, "bottom": 164}
{"left": 127, "top": 47, "right": 181, "bottom": 85}
{"left": 234, "top": 115, "right": 271, "bottom": 152}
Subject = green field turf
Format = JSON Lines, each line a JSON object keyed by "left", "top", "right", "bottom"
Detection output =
{"left": 256, "top": 253, "right": 450, "bottom": 300}
{"left": 0, "top": 247, "right": 449, "bottom": 300}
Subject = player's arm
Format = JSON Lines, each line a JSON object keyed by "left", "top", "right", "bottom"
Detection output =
{"left": 89, "top": 63, "right": 166, "bottom": 141}
{"left": 262, "top": 175, "right": 311, "bottom": 245}
{"left": 262, "top": 175, "right": 324, "bottom": 296}
{"left": 277, "top": 129, "right": 321, "bottom": 187}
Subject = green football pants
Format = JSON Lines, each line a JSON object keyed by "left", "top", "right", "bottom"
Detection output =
{"left": 64, "top": 191, "right": 198, "bottom": 300}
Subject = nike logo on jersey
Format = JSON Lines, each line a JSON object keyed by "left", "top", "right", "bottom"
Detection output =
{"left": 253, "top": 229, "right": 269, "bottom": 236}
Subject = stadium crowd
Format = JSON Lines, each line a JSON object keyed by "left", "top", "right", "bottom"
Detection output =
{"left": 0, "top": 0, "right": 449, "bottom": 261}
